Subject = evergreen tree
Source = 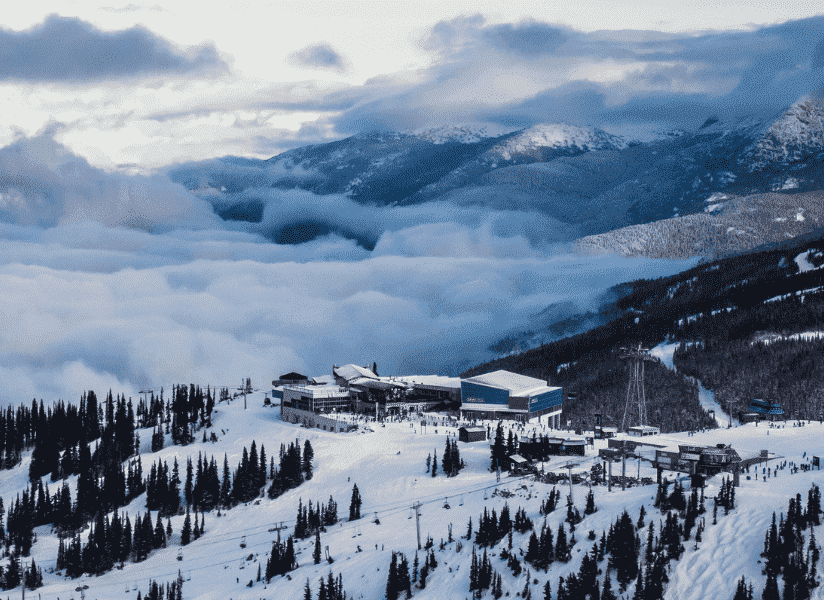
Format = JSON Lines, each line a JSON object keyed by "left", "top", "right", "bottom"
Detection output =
{"left": 386, "top": 552, "right": 399, "bottom": 600}
{"left": 491, "top": 423, "right": 506, "bottom": 471}
{"left": 602, "top": 576, "right": 617, "bottom": 600}
{"left": 555, "top": 524, "right": 570, "bottom": 563}
{"left": 399, "top": 554, "right": 411, "bottom": 598}
{"left": 181, "top": 507, "right": 192, "bottom": 546}
{"left": 632, "top": 566, "right": 645, "bottom": 600}
{"left": 349, "top": 484, "right": 362, "bottom": 521}
{"left": 584, "top": 489, "right": 597, "bottom": 515}
{"left": 185, "top": 458, "right": 193, "bottom": 509}
{"left": 303, "top": 440, "right": 314, "bottom": 481}
{"left": 314, "top": 531, "right": 322, "bottom": 565}
{"left": 763, "top": 573, "right": 780, "bottom": 600}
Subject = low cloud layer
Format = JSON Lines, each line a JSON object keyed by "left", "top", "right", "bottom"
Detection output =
{"left": 0, "top": 134, "right": 697, "bottom": 404}
{"left": 0, "top": 15, "right": 226, "bottom": 81}
{"left": 0, "top": 134, "right": 221, "bottom": 231}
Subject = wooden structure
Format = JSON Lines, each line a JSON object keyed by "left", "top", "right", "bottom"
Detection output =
{"left": 458, "top": 426, "right": 487, "bottom": 443}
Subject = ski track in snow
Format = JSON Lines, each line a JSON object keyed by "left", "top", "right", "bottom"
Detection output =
{"left": 651, "top": 342, "right": 736, "bottom": 427}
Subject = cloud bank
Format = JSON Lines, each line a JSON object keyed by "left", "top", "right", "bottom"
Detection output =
{"left": 330, "top": 15, "right": 824, "bottom": 136}
{"left": 0, "top": 133, "right": 698, "bottom": 405}
{"left": 0, "top": 15, "right": 226, "bottom": 81}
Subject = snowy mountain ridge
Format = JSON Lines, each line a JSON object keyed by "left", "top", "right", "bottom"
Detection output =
{"left": 494, "top": 123, "right": 627, "bottom": 160}
{"left": 408, "top": 124, "right": 511, "bottom": 145}
{"left": 743, "top": 95, "right": 824, "bottom": 171}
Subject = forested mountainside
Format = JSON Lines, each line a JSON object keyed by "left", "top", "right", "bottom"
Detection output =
{"left": 575, "top": 190, "right": 824, "bottom": 261}
{"left": 550, "top": 353, "right": 715, "bottom": 433}
{"left": 465, "top": 228, "right": 824, "bottom": 424}
{"left": 674, "top": 337, "right": 824, "bottom": 423}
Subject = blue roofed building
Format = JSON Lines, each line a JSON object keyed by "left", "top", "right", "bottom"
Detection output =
{"left": 460, "top": 370, "right": 563, "bottom": 426}
{"left": 746, "top": 399, "right": 784, "bottom": 422}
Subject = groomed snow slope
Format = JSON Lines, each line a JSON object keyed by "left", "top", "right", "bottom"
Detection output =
{"left": 5, "top": 391, "right": 824, "bottom": 600}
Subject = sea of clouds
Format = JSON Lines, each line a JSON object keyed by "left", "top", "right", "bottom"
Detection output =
{"left": 0, "top": 133, "right": 697, "bottom": 405}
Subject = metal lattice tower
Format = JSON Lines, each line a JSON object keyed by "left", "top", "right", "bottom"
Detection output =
{"left": 620, "top": 344, "right": 654, "bottom": 432}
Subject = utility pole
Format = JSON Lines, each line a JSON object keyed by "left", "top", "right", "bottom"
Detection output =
{"left": 269, "top": 521, "right": 287, "bottom": 543}
{"left": 21, "top": 565, "right": 25, "bottom": 600}
{"left": 622, "top": 452, "right": 627, "bottom": 491}
{"left": 564, "top": 463, "right": 578, "bottom": 503}
{"left": 239, "top": 380, "right": 247, "bottom": 410}
{"left": 608, "top": 459, "right": 612, "bottom": 492}
{"left": 412, "top": 502, "right": 422, "bottom": 550}
{"left": 75, "top": 584, "right": 89, "bottom": 600}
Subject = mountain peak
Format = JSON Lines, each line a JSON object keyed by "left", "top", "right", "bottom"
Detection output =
{"left": 743, "top": 94, "right": 824, "bottom": 170}
{"left": 408, "top": 123, "right": 510, "bottom": 144}
{"left": 495, "top": 123, "right": 626, "bottom": 160}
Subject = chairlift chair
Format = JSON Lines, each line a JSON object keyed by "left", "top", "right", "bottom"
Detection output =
{"left": 459, "top": 495, "right": 464, "bottom": 506}
{"left": 408, "top": 509, "right": 413, "bottom": 519}
{"left": 186, "top": 571, "right": 191, "bottom": 581}
{"left": 240, "top": 535, "right": 247, "bottom": 548}
{"left": 177, "top": 549, "right": 183, "bottom": 561}
{"left": 443, "top": 497, "right": 450, "bottom": 509}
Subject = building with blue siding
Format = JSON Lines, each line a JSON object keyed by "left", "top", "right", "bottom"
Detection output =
{"left": 460, "top": 370, "right": 563, "bottom": 426}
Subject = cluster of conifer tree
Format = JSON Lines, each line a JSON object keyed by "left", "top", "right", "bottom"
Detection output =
{"left": 294, "top": 496, "right": 338, "bottom": 539}
{"left": 540, "top": 487, "right": 560, "bottom": 515}
{"left": 441, "top": 437, "right": 464, "bottom": 477}
{"left": 385, "top": 551, "right": 412, "bottom": 600}
{"left": 266, "top": 535, "right": 297, "bottom": 580}
{"left": 303, "top": 571, "right": 347, "bottom": 600}
{"left": 468, "top": 545, "right": 503, "bottom": 599}
{"left": 758, "top": 484, "right": 822, "bottom": 600}
{"left": 475, "top": 503, "right": 514, "bottom": 547}
{"left": 135, "top": 572, "right": 184, "bottom": 600}
{"left": 414, "top": 549, "right": 438, "bottom": 590}
{"left": 489, "top": 423, "right": 521, "bottom": 471}
{"left": 169, "top": 384, "right": 215, "bottom": 446}
{"left": 0, "top": 557, "right": 43, "bottom": 592}
{"left": 56, "top": 508, "right": 182, "bottom": 577}
{"left": 267, "top": 439, "right": 313, "bottom": 499}
{"left": 524, "top": 518, "right": 572, "bottom": 570}
{"left": 142, "top": 439, "right": 278, "bottom": 517}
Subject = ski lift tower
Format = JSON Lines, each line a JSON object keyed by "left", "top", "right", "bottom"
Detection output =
{"left": 620, "top": 344, "right": 655, "bottom": 433}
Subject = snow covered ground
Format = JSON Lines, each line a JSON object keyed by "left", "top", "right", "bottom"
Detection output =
{"left": 794, "top": 250, "right": 823, "bottom": 273}
{"left": 4, "top": 390, "right": 824, "bottom": 600}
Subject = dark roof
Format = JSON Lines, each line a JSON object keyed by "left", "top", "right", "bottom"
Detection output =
{"left": 459, "top": 427, "right": 486, "bottom": 433}
{"left": 279, "top": 372, "right": 308, "bottom": 381}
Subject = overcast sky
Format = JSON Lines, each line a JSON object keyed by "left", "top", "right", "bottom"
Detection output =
{"left": 1, "top": 1, "right": 822, "bottom": 171}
